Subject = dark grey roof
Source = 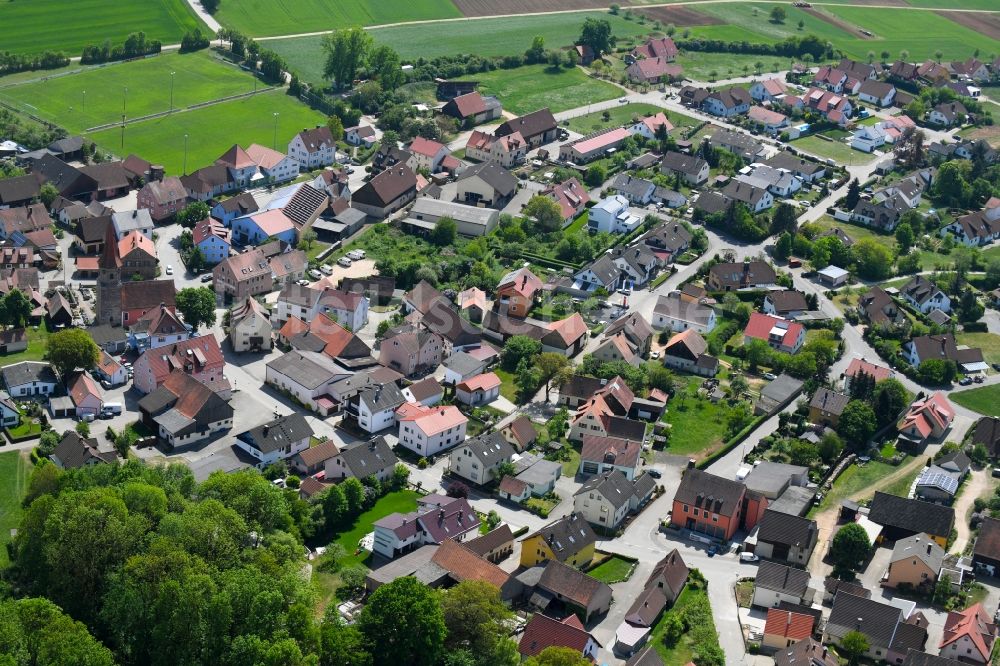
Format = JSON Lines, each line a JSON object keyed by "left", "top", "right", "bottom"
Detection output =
{"left": 755, "top": 560, "right": 810, "bottom": 596}
{"left": 338, "top": 436, "right": 397, "bottom": 478}
{"left": 575, "top": 471, "right": 636, "bottom": 510}
{"left": 902, "top": 651, "right": 964, "bottom": 666}
{"left": 51, "top": 431, "right": 113, "bottom": 468}
{"left": 766, "top": 290, "right": 809, "bottom": 314}
{"left": 673, "top": 468, "right": 745, "bottom": 516}
{"left": 266, "top": 351, "right": 339, "bottom": 389}
{"left": 237, "top": 413, "right": 313, "bottom": 455}
{"left": 2, "top": 361, "right": 57, "bottom": 388}
{"left": 522, "top": 512, "right": 596, "bottom": 563}
{"left": 868, "top": 491, "right": 955, "bottom": 538}
{"left": 829, "top": 592, "right": 902, "bottom": 648}
{"left": 560, "top": 375, "right": 605, "bottom": 401}
{"left": 462, "top": 431, "right": 515, "bottom": 467}
{"left": 809, "top": 388, "right": 850, "bottom": 416}
{"left": 660, "top": 151, "right": 707, "bottom": 177}
{"left": 465, "top": 523, "right": 514, "bottom": 557}
{"left": 443, "top": 351, "right": 485, "bottom": 377}
{"left": 626, "top": 646, "right": 665, "bottom": 666}
{"left": 456, "top": 161, "right": 517, "bottom": 197}
{"left": 357, "top": 381, "right": 406, "bottom": 414}
{"left": 757, "top": 509, "right": 818, "bottom": 548}
{"left": 773, "top": 638, "right": 838, "bottom": 666}
{"left": 765, "top": 151, "right": 825, "bottom": 176}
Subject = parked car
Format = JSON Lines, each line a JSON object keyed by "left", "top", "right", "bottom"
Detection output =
{"left": 959, "top": 377, "right": 973, "bottom": 386}
{"left": 309, "top": 269, "right": 322, "bottom": 280}
{"left": 650, "top": 351, "right": 660, "bottom": 360}
{"left": 739, "top": 552, "right": 760, "bottom": 563}
{"left": 200, "top": 274, "right": 213, "bottom": 283}
{"left": 763, "top": 372, "right": 777, "bottom": 380}
{"left": 975, "top": 375, "right": 985, "bottom": 384}
{"left": 647, "top": 469, "right": 662, "bottom": 479}
{"left": 319, "top": 264, "right": 334, "bottom": 275}
{"left": 707, "top": 544, "right": 718, "bottom": 557}
{"left": 337, "top": 257, "right": 352, "bottom": 268}
{"left": 992, "top": 363, "right": 1000, "bottom": 372}
{"left": 347, "top": 249, "right": 365, "bottom": 260}
{"left": 100, "top": 380, "right": 111, "bottom": 390}
{"left": 165, "top": 265, "right": 174, "bottom": 275}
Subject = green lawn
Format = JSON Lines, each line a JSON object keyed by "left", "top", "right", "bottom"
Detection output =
{"left": 811, "top": 459, "right": 921, "bottom": 515}
{"left": 7, "top": 417, "right": 42, "bottom": 440}
{"left": 0, "top": 52, "right": 261, "bottom": 133}
{"left": 953, "top": 384, "right": 1000, "bottom": 417}
{"left": 460, "top": 64, "right": 621, "bottom": 116}
{"left": 588, "top": 555, "right": 636, "bottom": 583}
{"left": 790, "top": 134, "right": 864, "bottom": 164}
{"left": 330, "top": 490, "right": 421, "bottom": 567}
{"left": 673, "top": 51, "right": 786, "bottom": 82}
{"left": 661, "top": 377, "right": 731, "bottom": 460}
{"left": 566, "top": 103, "right": 698, "bottom": 135}
{"left": 0, "top": 451, "right": 31, "bottom": 568}
{"left": 215, "top": 0, "right": 461, "bottom": 38}
{"left": 0, "top": 0, "right": 207, "bottom": 57}
{"left": 493, "top": 368, "right": 519, "bottom": 404}
{"left": 0, "top": 323, "right": 50, "bottom": 366}
{"left": 957, "top": 333, "right": 1000, "bottom": 366}
{"left": 87, "top": 91, "right": 325, "bottom": 174}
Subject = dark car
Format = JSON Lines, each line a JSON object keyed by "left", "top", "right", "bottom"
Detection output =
{"left": 98, "top": 411, "right": 114, "bottom": 420}
{"left": 959, "top": 377, "right": 973, "bottom": 386}
{"left": 647, "top": 469, "right": 662, "bottom": 479}
{"left": 992, "top": 363, "right": 1000, "bottom": 372}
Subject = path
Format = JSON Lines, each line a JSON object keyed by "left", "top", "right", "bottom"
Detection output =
{"left": 952, "top": 469, "right": 997, "bottom": 554}
{"left": 184, "top": 0, "right": 221, "bottom": 33}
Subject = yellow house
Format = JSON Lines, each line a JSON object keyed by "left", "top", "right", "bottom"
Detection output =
{"left": 519, "top": 512, "right": 597, "bottom": 568}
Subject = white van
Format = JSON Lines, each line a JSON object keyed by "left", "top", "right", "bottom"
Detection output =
{"left": 103, "top": 402, "right": 123, "bottom": 415}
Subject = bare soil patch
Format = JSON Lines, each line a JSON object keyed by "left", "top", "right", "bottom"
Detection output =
{"left": 938, "top": 10, "right": 1000, "bottom": 41}
{"left": 801, "top": 6, "right": 877, "bottom": 39}
{"left": 635, "top": 5, "right": 723, "bottom": 26}
{"left": 454, "top": 0, "right": 616, "bottom": 17}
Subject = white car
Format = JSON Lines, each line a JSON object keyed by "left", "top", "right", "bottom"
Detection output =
{"left": 347, "top": 249, "right": 366, "bottom": 261}
{"left": 320, "top": 264, "right": 334, "bottom": 275}
{"left": 338, "top": 257, "right": 353, "bottom": 268}
{"left": 309, "top": 269, "right": 322, "bottom": 280}
{"left": 763, "top": 372, "right": 777, "bottom": 380}
{"left": 739, "top": 552, "right": 759, "bottom": 563}
{"left": 650, "top": 351, "right": 660, "bottom": 360}
{"left": 165, "top": 265, "right": 174, "bottom": 275}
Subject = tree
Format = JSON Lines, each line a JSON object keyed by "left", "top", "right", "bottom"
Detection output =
{"left": 871, "top": 378, "right": 908, "bottom": 427}
{"left": 770, "top": 202, "right": 798, "bottom": 236}
{"left": 39, "top": 182, "right": 59, "bottom": 208}
{"left": 524, "top": 647, "right": 590, "bottom": 666}
{"left": 515, "top": 358, "right": 541, "bottom": 402}
{"left": 201, "top": 0, "right": 220, "bottom": 11}
{"left": 322, "top": 28, "right": 374, "bottom": 88}
{"left": 797, "top": 18, "right": 805, "bottom": 30}
{"left": 933, "top": 573, "right": 952, "bottom": 606}
{"left": 525, "top": 35, "right": 546, "bottom": 64}
{"left": 75, "top": 420, "right": 90, "bottom": 437}
{"left": 326, "top": 114, "right": 345, "bottom": 142}
{"left": 298, "top": 229, "right": 318, "bottom": 252}
{"left": 368, "top": 45, "right": 404, "bottom": 91}
{"left": 818, "top": 431, "right": 844, "bottom": 463}
{"left": 46, "top": 328, "right": 99, "bottom": 377}
{"left": 895, "top": 222, "right": 914, "bottom": 253}
{"left": 341, "top": 477, "right": 365, "bottom": 515}
{"left": 175, "top": 287, "right": 218, "bottom": 331}
{"left": 176, "top": 200, "right": 210, "bottom": 227}
{"left": 391, "top": 463, "right": 410, "bottom": 489}
{"left": 578, "top": 18, "right": 614, "bottom": 56}
{"left": 321, "top": 614, "right": 372, "bottom": 666}
{"left": 357, "top": 577, "right": 446, "bottom": 666}
{"left": 845, "top": 178, "right": 861, "bottom": 210}
{"left": 837, "top": 400, "right": 876, "bottom": 450}
{"left": 917, "top": 359, "right": 957, "bottom": 385}
{"left": 441, "top": 581, "right": 518, "bottom": 666}
{"left": 853, "top": 238, "right": 894, "bottom": 280}
{"left": 584, "top": 163, "right": 607, "bottom": 187}
{"left": 972, "top": 443, "right": 989, "bottom": 467}
{"left": 769, "top": 6, "right": 786, "bottom": 23}
{"left": 429, "top": 217, "right": 457, "bottom": 246}
{"left": 1, "top": 288, "right": 32, "bottom": 329}
{"left": 536, "top": 352, "right": 572, "bottom": 402}
{"left": 523, "top": 195, "right": 563, "bottom": 233}
{"left": 840, "top": 630, "right": 870, "bottom": 665}
{"left": 1, "top": 596, "right": 115, "bottom": 666}
{"left": 830, "top": 522, "right": 871, "bottom": 572}
{"left": 501, "top": 335, "right": 542, "bottom": 371}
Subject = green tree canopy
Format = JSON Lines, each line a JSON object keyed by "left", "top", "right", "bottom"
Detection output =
{"left": 175, "top": 287, "right": 218, "bottom": 331}
{"left": 501, "top": 335, "right": 542, "bottom": 371}
{"left": 357, "top": 577, "right": 446, "bottom": 666}
{"left": 578, "top": 18, "right": 614, "bottom": 56}
{"left": 322, "top": 28, "right": 374, "bottom": 88}
{"left": 523, "top": 194, "right": 564, "bottom": 233}
{"left": 837, "top": 400, "right": 876, "bottom": 450}
{"left": 830, "top": 522, "right": 871, "bottom": 573}
{"left": 46, "top": 328, "right": 100, "bottom": 377}
{"left": 441, "top": 581, "right": 518, "bottom": 666}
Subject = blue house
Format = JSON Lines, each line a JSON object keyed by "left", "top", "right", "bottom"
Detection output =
{"left": 211, "top": 192, "right": 259, "bottom": 227}
{"left": 231, "top": 209, "right": 297, "bottom": 246}
{"left": 193, "top": 218, "right": 232, "bottom": 265}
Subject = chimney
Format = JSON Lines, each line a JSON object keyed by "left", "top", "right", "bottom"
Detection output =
{"left": 927, "top": 544, "right": 932, "bottom": 555}
{"left": 133, "top": 210, "right": 138, "bottom": 218}
{"left": 262, "top": 426, "right": 269, "bottom": 438}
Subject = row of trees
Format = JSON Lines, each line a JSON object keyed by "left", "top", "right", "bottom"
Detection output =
{"left": 80, "top": 32, "right": 161, "bottom": 65}
{"left": 0, "top": 50, "right": 69, "bottom": 77}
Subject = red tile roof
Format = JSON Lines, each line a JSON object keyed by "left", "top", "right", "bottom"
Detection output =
{"left": 457, "top": 372, "right": 501, "bottom": 393}
{"left": 216, "top": 144, "right": 256, "bottom": 169}
{"left": 497, "top": 267, "right": 542, "bottom": 300}
{"left": 430, "top": 539, "right": 509, "bottom": 589}
{"left": 69, "top": 372, "right": 101, "bottom": 405}
{"left": 547, "top": 313, "right": 587, "bottom": 346}
{"left": 519, "top": 613, "right": 594, "bottom": 658}
{"left": 941, "top": 603, "right": 996, "bottom": 659}
{"left": 744, "top": 312, "right": 803, "bottom": 348}
{"left": 845, "top": 358, "right": 892, "bottom": 382}
{"left": 764, "top": 609, "right": 814, "bottom": 642}
{"left": 409, "top": 136, "right": 446, "bottom": 158}
{"left": 395, "top": 402, "right": 467, "bottom": 436}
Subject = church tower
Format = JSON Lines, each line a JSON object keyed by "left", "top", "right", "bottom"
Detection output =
{"left": 96, "top": 223, "right": 122, "bottom": 325}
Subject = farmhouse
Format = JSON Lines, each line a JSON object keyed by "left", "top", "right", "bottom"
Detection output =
{"left": 496, "top": 108, "right": 558, "bottom": 148}
{"left": 352, "top": 165, "right": 417, "bottom": 219}
{"left": 288, "top": 126, "right": 336, "bottom": 169}
{"left": 455, "top": 161, "right": 517, "bottom": 209}
{"left": 559, "top": 127, "right": 630, "bottom": 164}
{"left": 464, "top": 131, "right": 526, "bottom": 168}
{"left": 441, "top": 91, "right": 502, "bottom": 126}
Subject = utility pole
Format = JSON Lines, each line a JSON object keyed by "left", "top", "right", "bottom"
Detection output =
{"left": 120, "top": 114, "right": 125, "bottom": 148}
{"left": 183, "top": 134, "right": 189, "bottom": 175}
{"left": 170, "top": 72, "right": 175, "bottom": 113}
{"left": 82, "top": 90, "right": 85, "bottom": 112}
{"left": 272, "top": 112, "right": 279, "bottom": 150}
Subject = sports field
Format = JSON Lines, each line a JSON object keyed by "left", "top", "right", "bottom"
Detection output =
{"left": 215, "top": 0, "right": 461, "bottom": 38}
{"left": 460, "top": 64, "right": 621, "bottom": 116}
{"left": 0, "top": 52, "right": 261, "bottom": 133}
{"left": 87, "top": 91, "right": 325, "bottom": 174}
{"left": 266, "top": 11, "right": 656, "bottom": 86}
{"left": 0, "top": 0, "right": 207, "bottom": 57}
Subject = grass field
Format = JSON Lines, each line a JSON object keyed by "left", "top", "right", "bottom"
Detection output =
{"left": 822, "top": 5, "right": 1000, "bottom": 61}
{"left": 216, "top": 0, "right": 461, "bottom": 38}
{"left": 588, "top": 555, "right": 636, "bottom": 583}
{"left": 809, "top": 215, "right": 897, "bottom": 252}
{"left": 661, "top": 376, "right": 732, "bottom": 460}
{"left": 0, "top": 451, "right": 31, "bottom": 568}
{"left": 565, "top": 102, "right": 695, "bottom": 135}
{"left": 0, "top": 52, "right": 260, "bottom": 133}
{"left": 0, "top": 323, "right": 50, "bottom": 366}
{"left": 691, "top": 3, "right": 858, "bottom": 44}
{"left": 460, "top": 64, "right": 620, "bottom": 116}
{"left": 953, "top": 384, "right": 1000, "bottom": 417}
{"left": 0, "top": 0, "right": 206, "bottom": 57}
{"left": 790, "top": 133, "right": 862, "bottom": 164}
{"left": 267, "top": 11, "right": 655, "bottom": 85}
{"left": 651, "top": 585, "right": 720, "bottom": 665}
{"left": 87, "top": 91, "right": 325, "bottom": 174}
{"left": 673, "top": 51, "right": 787, "bottom": 81}
{"left": 811, "top": 459, "right": 920, "bottom": 515}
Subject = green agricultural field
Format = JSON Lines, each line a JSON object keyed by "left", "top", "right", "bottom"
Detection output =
{"left": 0, "top": 52, "right": 261, "bottom": 133}
{"left": 460, "top": 64, "right": 620, "bottom": 116}
{"left": 565, "top": 102, "right": 697, "bottom": 135}
{"left": 87, "top": 91, "right": 325, "bottom": 174}
{"left": 0, "top": 0, "right": 207, "bottom": 57}
{"left": 215, "top": 0, "right": 461, "bottom": 38}
{"left": 904, "top": 0, "right": 999, "bottom": 9}
{"left": 822, "top": 6, "right": 1000, "bottom": 61}
{"left": 952, "top": 384, "right": 1000, "bottom": 417}
{"left": 0, "top": 451, "right": 31, "bottom": 568}
{"left": 267, "top": 12, "right": 656, "bottom": 86}
{"left": 691, "top": 3, "right": 858, "bottom": 44}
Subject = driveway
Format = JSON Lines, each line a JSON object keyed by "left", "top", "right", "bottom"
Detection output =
{"left": 952, "top": 469, "right": 997, "bottom": 554}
